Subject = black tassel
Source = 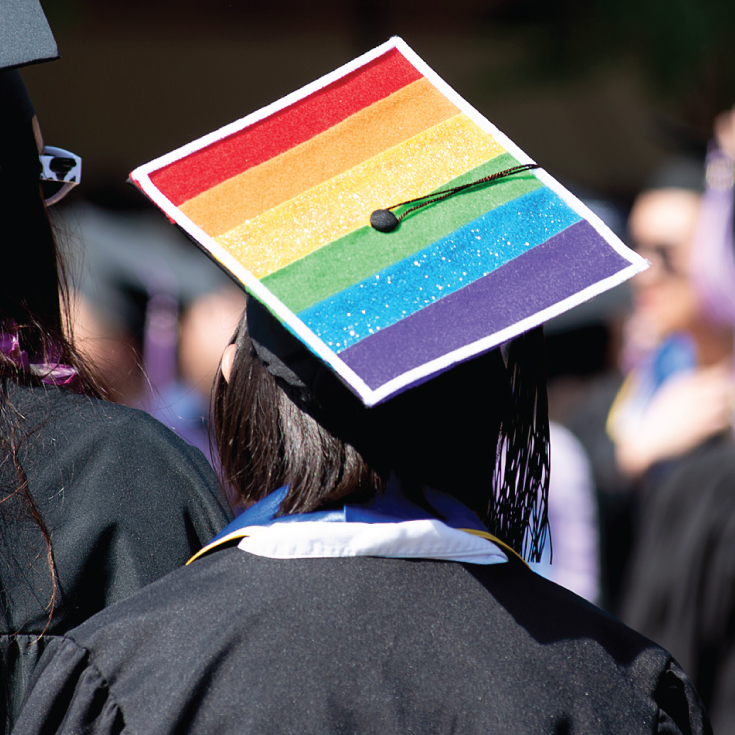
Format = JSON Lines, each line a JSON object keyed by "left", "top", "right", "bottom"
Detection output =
{"left": 490, "top": 327, "right": 551, "bottom": 563}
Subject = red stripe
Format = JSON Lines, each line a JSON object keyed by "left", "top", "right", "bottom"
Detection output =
{"left": 150, "top": 48, "right": 422, "bottom": 206}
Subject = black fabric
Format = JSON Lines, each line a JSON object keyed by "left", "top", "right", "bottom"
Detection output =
{"left": 0, "top": 72, "right": 35, "bottom": 131}
{"left": 621, "top": 439, "right": 735, "bottom": 734}
{"left": 14, "top": 547, "right": 710, "bottom": 735}
{"left": 246, "top": 298, "right": 365, "bottom": 440}
{"left": 0, "top": 383, "right": 232, "bottom": 733}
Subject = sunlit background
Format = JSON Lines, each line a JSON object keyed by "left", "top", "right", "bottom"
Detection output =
{"left": 26, "top": 0, "right": 735, "bottom": 202}
{"left": 20, "top": 0, "right": 735, "bottom": 428}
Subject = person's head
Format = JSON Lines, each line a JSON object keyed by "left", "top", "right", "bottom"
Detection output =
{"left": 628, "top": 186, "right": 702, "bottom": 339}
{"left": 134, "top": 41, "right": 653, "bottom": 560}
{"left": 0, "top": 70, "right": 100, "bottom": 395}
{"left": 0, "top": 72, "right": 61, "bottom": 332}
{"left": 213, "top": 310, "right": 550, "bottom": 557}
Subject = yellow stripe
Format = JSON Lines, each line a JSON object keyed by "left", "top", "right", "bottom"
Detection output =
{"left": 605, "top": 371, "right": 640, "bottom": 442}
{"left": 215, "top": 114, "right": 506, "bottom": 278}
{"left": 186, "top": 529, "right": 251, "bottom": 565}
{"left": 179, "top": 78, "right": 459, "bottom": 238}
{"left": 459, "top": 528, "right": 530, "bottom": 568}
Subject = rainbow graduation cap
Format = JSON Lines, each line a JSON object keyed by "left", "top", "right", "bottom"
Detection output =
{"left": 130, "top": 37, "right": 646, "bottom": 407}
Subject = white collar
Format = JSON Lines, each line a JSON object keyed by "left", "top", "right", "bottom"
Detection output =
{"left": 236, "top": 519, "right": 508, "bottom": 565}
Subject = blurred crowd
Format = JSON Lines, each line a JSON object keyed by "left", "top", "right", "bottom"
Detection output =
{"left": 545, "top": 106, "right": 735, "bottom": 732}
{"left": 58, "top": 203, "right": 246, "bottom": 465}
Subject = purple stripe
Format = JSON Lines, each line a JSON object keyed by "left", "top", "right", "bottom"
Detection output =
{"left": 340, "top": 220, "right": 630, "bottom": 390}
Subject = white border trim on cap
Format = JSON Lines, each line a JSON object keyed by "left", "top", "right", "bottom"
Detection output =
{"left": 130, "top": 37, "right": 647, "bottom": 407}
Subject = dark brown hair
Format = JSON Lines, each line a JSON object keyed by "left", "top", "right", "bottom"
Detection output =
{"left": 214, "top": 313, "right": 550, "bottom": 560}
{"left": 0, "top": 114, "right": 106, "bottom": 635}
{"left": 213, "top": 320, "right": 385, "bottom": 516}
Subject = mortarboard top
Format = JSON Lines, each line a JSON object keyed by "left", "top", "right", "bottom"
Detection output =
{"left": 130, "top": 37, "right": 647, "bottom": 407}
{"left": 0, "top": 0, "right": 58, "bottom": 70}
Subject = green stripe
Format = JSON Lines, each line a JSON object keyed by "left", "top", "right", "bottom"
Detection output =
{"left": 261, "top": 152, "right": 542, "bottom": 313}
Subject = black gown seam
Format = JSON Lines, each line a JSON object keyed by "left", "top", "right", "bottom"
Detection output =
{"left": 64, "top": 636, "right": 128, "bottom": 733}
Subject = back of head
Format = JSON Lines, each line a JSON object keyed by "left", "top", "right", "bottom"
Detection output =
{"left": 0, "top": 70, "right": 100, "bottom": 394}
{"left": 1, "top": 0, "right": 64, "bottom": 366}
{"left": 137, "top": 39, "right": 647, "bottom": 560}
{"left": 0, "top": 72, "right": 63, "bottom": 348}
{"left": 212, "top": 310, "right": 550, "bottom": 556}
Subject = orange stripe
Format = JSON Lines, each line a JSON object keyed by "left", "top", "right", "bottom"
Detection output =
{"left": 150, "top": 47, "right": 422, "bottom": 204}
{"left": 215, "top": 114, "right": 505, "bottom": 278}
{"left": 179, "top": 78, "right": 459, "bottom": 238}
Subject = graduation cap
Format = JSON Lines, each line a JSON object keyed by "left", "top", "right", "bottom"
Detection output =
{"left": 0, "top": 0, "right": 58, "bottom": 127}
{"left": 130, "top": 37, "right": 647, "bottom": 408}
{"left": 0, "top": 0, "right": 58, "bottom": 71}
{"left": 1, "top": 2, "right": 81, "bottom": 204}
{"left": 1, "top": 0, "right": 59, "bottom": 165}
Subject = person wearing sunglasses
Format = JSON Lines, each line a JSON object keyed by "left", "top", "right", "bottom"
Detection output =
{"left": 0, "top": 6, "right": 232, "bottom": 732}
{"left": 607, "top": 159, "right": 734, "bottom": 479}
{"left": 614, "top": 113, "right": 735, "bottom": 734}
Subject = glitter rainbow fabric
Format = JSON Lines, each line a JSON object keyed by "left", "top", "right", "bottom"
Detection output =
{"left": 130, "top": 37, "right": 646, "bottom": 406}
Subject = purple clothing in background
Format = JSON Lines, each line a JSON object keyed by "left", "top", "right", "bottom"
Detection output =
{"left": 690, "top": 147, "right": 735, "bottom": 329}
{"left": 531, "top": 422, "right": 600, "bottom": 604}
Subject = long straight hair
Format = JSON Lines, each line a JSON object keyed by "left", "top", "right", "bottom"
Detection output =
{"left": 0, "top": 116, "right": 106, "bottom": 636}
{"left": 214, "top": 313, "right": 550, "bottom": 560}
{"left": 213, "top": 322, "right": 385, "bottom": 516}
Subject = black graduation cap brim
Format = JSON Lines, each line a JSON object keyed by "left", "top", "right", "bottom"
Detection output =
{"left": 0, "top": 0, "right": 58, "bottom": 128}
{"left": 0, "top": 0, "right": 58, "bottom": 71}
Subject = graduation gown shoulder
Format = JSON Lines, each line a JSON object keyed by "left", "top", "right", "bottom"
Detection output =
{"left": 0, "top": 383, "right": 233, "bottom": 732}
{"left": 13, "top": 547, "right": 711, "bottom": 735}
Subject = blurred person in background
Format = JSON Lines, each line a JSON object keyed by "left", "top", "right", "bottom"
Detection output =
{"left": 0, "top": 4, "right": 231, "bottom": 730}
{"left": 607, "top": 158, "right": 733, "bottom": 480}
{"left": 159, "top": 286, "right": 247, "bottom": 462}
{"left": 620, "top": 106, "right": 735, "bottom": 733}
{"left": 562, "top": 150, "right": 734, "bottom": 616}
{"left": 62, "top": 202, "right": 245, "bottom": 463}
{"left": 530, "top": 421, "right": 600, "bottom": 605}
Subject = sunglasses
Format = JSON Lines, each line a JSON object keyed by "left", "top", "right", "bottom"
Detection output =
{"left": 39, "top": 145, "right": 82, "bottom": 206}
{"left": 634, "top": 243, "right": 686, "bottom": 277}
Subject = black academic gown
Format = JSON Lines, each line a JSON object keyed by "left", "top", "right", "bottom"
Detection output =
{"left": 0, "top": 383, "right": 232, "bottom": 732}
{"left": 622, "top": 439, "right": 735, "bottom": 734}
{"left": 12, "top": 543, "right": 710, "bottom": 735}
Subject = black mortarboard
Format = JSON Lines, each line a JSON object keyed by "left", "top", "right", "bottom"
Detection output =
{"left": 0, "top": 0, "right": 58, "bottom": 130}
{"left": 0, "top": 0, "right": 58, "bottom": 71}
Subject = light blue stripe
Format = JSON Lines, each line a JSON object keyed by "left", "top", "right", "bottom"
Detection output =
{"left": 299, "top": 187, "right": 582, "bottom": 352}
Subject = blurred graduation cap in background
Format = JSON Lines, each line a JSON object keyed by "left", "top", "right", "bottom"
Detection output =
{"left": 131, "top": 37, "right": 647, "bottom": 408}
{"left": 0, "top": 0, "right": 58, "bottom": 71}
